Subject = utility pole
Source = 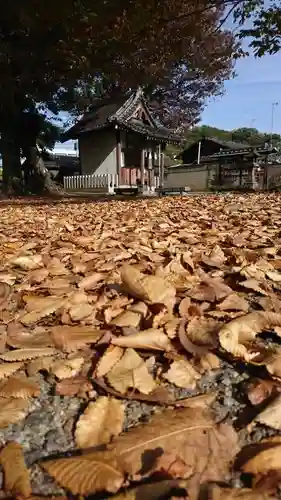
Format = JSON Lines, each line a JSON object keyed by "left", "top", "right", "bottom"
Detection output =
{"left": 271, "top": 102, "right": 279, "bottom": 147}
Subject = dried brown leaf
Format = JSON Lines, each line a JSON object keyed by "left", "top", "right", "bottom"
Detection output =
{"left": 51, "top": 357, "right": 85, "bottom": 380}
{"left": 26, "top": 356, "right": 55, "bottom": 376}
{"left": 110, "top": 310, "right": 142, "bottom": 328}
{"left": 185, "top": 317, "right": 220, "bottom": 348}
{"left": 28, "top": 268, "right": 49, "bottom": 284}
{"left": 42, "top": 407, "right": 238, "bottom": 495}
{"left": 217, "top": 293, "right": 249, "bottom": 312}
{"left": 69, "top": 303, "right": 93, "bottom": 321}
{"left": 0, "top": 375, "right": 40, "bottom": 398}
{"left": 41, "top": 451, "right": 124, "bottom": 495}
{"left": 174, "top": 392, "right": 217, "bottom": 409}
{"left": 266, "top": 350, "right": 281, "bottom": 379}
{"left": 219, "top": 312, "right": 281, "bottom": 361}
{"left": 50, "top": 325, "right": 103, "bottom": 352}
{"left": 245, "top": 378, "right": 275, "bottom": 406}
{"left": 96, "top": 346, "right": 124, "bottom": 378}
{"left": 0, "top": 362, "right": 24, "bottom": 379}
{"left": 55, "top": 376, "right": 93, "bottom": 397}
{"left": 20, "top": 297, "right": 67, "bottom": 325}
{"left": 208, "top": 486, "right": 277, "bottom": 499}
{"left": 240, "top": 436, "right": 281, "bottom": 478}
{"left": 0, "top": 347, "right": 58, "bottom": 361}
{"left": 201, "top": 245, "right": 226, "bottom": 268}
{"left": 111, "top": 328, "right": 172, "bottom": 351}
{"left": 0, "top": 398, "right": 29, "bottom": 428}
{"left": 254, "top": 394, "right": 281, "bottom": 429}
{"left": 0, "top": 282, "right": 11, "bottom": 308}
{"left": 47, "top": 257, "right": 70, "bottom": 276}
{"left": 266, "top": 270, "right": 281, "bottom": 282}
{"left": 0, "top": 441, "right": 31, "bottom": 498}
{"left": 106, "top": 348, "right": 157, "bottom": 394}
{"left": 188, "top": 277, "right": 232, "bottom": 302}
{"left": 75, "top": 397, "right": 124, "bottom": 448}
{"left": 240, "top": 279, "right": 267, "bottom": 295}
{"left": 198, "top": 352, "right": 221, "bottom": 372}
{"left": 6, "top": 324, "right": 54, "bottom": 348}
{"left": 163, "top": 360, "right": 201, "bottom": 389}
{"left": 12, "top": 254, "right": 43, "bottom": 270}
{"left": 121, "top": 265, "right": 176, "bottom": 313}
{"left": 78, "top": 273, "right": 105, "bottom": 290}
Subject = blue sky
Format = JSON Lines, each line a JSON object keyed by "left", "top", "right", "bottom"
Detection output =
{"left": 54, "top": 52, "right": 281, "bottom": 154}
{"left": 201, "top": 52, "right": 281, "bottom": 133}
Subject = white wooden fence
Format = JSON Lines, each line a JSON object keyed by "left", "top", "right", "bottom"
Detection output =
{"left": 63, "top": 173, "right": 118, "bottom": 194}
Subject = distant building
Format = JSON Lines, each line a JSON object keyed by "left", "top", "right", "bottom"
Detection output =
{"left": 62, "top": 88, "right": 183, "bottom": 189}
{"left": 165, "top": 138, "right": 277, "bottom": 191}
{"left": 178, "top": 137, "right": 248, "bottom": 165}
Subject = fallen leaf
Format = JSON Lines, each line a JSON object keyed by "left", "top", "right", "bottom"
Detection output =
{"left": 47, "top": 257, "right": 70, "bottom": 276}
{"left": 78, "top": 273, "right": 105, "bottom": 290}
{"left": 239, "top": 436, "right": 281, "bottom": 481}
{"left": 219, "top": 312, "right": 281, "bottom": 361}
{"left": 208, "top": 485, "right": 277, "bottom": 499}
{"left": 0, "top": 441, "right": 32, "bottom": 498}
{"left": 96, "top": 346, "right": 124, "bottom": 378}
{"left": 55, "top": 376, "right": 93, "bottom": 397}
{"left": 0, "top": 347, "right": 58, "bottom": 361}
{"left": 0, "top": 375, "right": 40, "bottom": 398}
{"left": 0, "top": 282, "right": 11, "bottom": 308}
{"left": 0, "top": 398, "right": 29, "bottom": 428}
{"left": 75, "top": 397, "right": 124, "bottom": 448}
{"left": 245, "top": 378, "right": 275, "bottom": 406}
{"left": 26, "top": 356, "right": 55, "bottom": 376}
{"left": 51, "top": 357, "right": 85, "bottom": 380}
{"left": 240, "top": 279, "right": 267, "bottom": 295}
{"left": 41, "top": 451, "right": 124, "bottom": 495}
{"left": 12, "top": 254, "right": 43, "bottom": 270}
{"left": 19, "top": 297, "right": 67, "bottom": 325}
{"left": 178, "top": 297, "right": 192, "bottom": 318}
{"left": 42, "top": 407, "right": 238, "bottom": 494}
{"left": 198, "top": 352, "right": 221, "bottom": 372}
{"left": 106, "top": 480, "right": 189, "bottom": 500}
{"left": 254, "top": 394, "right": 281, "bottom": 429}
{"left": 185, "top": 317, "right": 220, "bottom": 348}
{"left": 129, "top": 302, "right": 148, "bottom": 317}
{"left": 0, "top": 361, "right": 24, "bottom": 379}
{"left": 110, "top": 310, "right": 142, "bottom": 328}
{"left": 201, "top": 245, "right": 226, "bottom": 268}
{"left": 6, "top": 325, "right": 54, "bottom": 348}
{"left": 163, "top": 360, "right": 201, "bottom": 389}
{"left": 121, "top": 265, "right": 176, "bottom": 313}
{"left": 111, "top": 328, "right": 172, "bottom": 351}
{"left": 188, "top": 277, "right": 232, "bottom": 302}
{"left": 217, "top": 293, "right": 249, "bottom": 312}
{"left": 266, "top": 270, "right": 281, "bottom": 282}
{"left": 174, "top": 392, "right": 217, "bottom": 409}
{"left": 265, "top": 350, "right": 281, "bottom": 379}
{"left": 106, "top": 348, "right": 157, "bottom": 395}
{"left": 50, "top": 325, "right": 103, "bottom": 352}
{"left": 69, "top": 303, "right": 93, "bottom": 321}
{"left": 28, "top": 268, "right": 49, "bottom": 284}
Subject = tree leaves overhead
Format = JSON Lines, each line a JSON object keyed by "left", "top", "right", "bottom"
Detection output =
{"left": 233, "top": 0, "right": 281, "bottom": 56}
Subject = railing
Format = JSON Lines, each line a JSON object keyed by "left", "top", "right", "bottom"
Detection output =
{"left": 63, "top": 173, "right": 119, "bottom": 193}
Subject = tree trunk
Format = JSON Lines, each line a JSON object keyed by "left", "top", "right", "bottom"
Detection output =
{"left": 24, "top": 146, "right": 64, "bottom": 195}
{"left": 1, "top": 129, "right": 23, "bottom": 194}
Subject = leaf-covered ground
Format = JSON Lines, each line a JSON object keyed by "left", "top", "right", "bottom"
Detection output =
{"left": 2, "top": 194, "right": 281, "bottom": 499}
